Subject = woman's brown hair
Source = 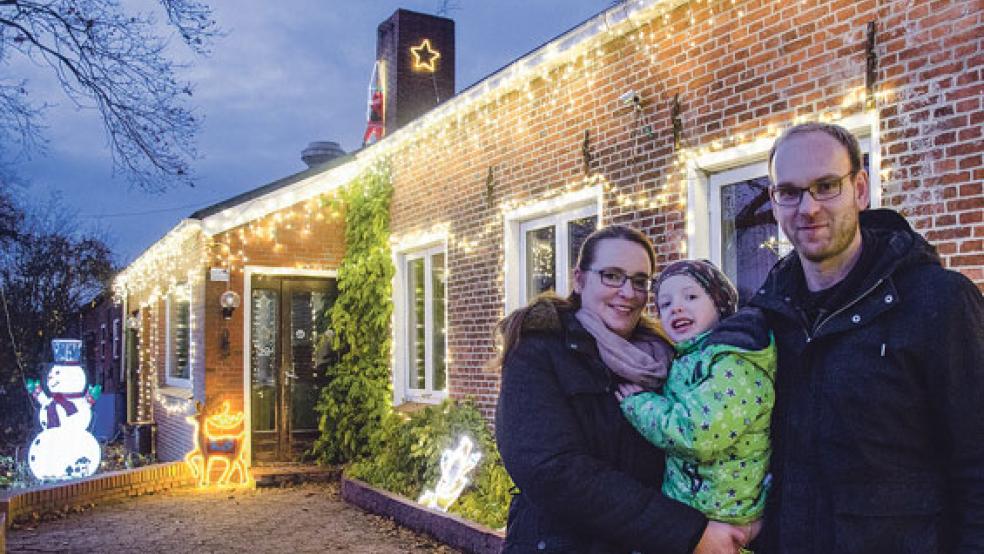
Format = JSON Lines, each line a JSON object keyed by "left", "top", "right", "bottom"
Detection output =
{"left": 492, "top": 225, "right": 660, "bottom": 368}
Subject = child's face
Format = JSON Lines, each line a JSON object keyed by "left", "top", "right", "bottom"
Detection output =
{"left": 657, "top": 274, "right": 721, "bottom": 342}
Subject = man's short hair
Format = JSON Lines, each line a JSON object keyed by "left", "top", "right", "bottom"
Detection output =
{"left": 768, "top": 122, "right": 863, "bottom": 180}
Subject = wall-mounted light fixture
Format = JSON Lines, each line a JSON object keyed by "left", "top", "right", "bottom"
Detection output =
{"left": 126, "top": 314, "right": 141, "bottom": 330}
{"left": 220, "top": 290, "right": 241, "bottom": 320}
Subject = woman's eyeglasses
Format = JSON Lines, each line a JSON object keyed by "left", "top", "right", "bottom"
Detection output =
{"left": 589, "top": 268, "right": 653, "bottom": 293}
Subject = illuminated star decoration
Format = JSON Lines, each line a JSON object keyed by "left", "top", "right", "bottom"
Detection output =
{"left": 410, "top": 39, "right": 441, "bottom": 72}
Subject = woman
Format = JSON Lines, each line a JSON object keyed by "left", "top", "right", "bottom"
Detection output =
{"left": 495, "top": 225, "right": 750, "bottom": 553}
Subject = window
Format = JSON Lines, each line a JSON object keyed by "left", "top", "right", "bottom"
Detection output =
{"left": 99, "top": 323, "right": 107, "bottom": 361}
{"left": 395, "top": 245, "right": 447, "bottom": 404}
{"left": 504, "top": 187, "right": 602, "bottom": 312}
{"left": 166, "top": 283, "right": 191, "bottom": 387}
{"left": 688, "top": 117, "right": 876, "bottom": 304}
{"left": 112, "top": 318, "right": 121, "bottom": 360}
{"left": 519, "top": 207, "right": 598, "bottom": 303}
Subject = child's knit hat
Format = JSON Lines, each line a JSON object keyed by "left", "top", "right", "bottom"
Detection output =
{"left": 654, "top": 259, "right": 738, "bottom": 318}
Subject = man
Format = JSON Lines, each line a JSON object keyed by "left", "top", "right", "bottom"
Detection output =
{"left": 748, "top": 122, "right": 984, "bottom": 553}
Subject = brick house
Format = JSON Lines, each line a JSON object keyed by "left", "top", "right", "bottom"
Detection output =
{"left": 79, "top": 294, "right": 125, "bottom": 439}
{"left": 115, "top": 0, "right": 982, "bottom": 466}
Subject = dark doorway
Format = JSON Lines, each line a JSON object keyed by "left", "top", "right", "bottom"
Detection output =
{"left": 249, "top": 275, "right": 338, "bottom": 463}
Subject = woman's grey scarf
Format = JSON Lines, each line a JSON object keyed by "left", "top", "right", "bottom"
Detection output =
{"left": 575, "top": 308, "right": 673, "bottom": 390}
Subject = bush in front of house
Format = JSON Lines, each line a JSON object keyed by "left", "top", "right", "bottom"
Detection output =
{"left": 348, "top": 399, "right": 514, "bottom": 530}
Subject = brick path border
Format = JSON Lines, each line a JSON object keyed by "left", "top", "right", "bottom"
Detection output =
{"left": 0, "top": 461, "right": 194, "bottom": 528}
{"left": 341, "top": 476, "right": 504, "bottom": 554}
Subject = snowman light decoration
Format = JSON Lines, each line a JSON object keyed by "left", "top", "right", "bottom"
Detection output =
{"left": 25, "top": 339, "right": 102, "bottom": 480}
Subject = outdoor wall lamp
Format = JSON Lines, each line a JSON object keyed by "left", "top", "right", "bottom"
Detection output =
{"left": 220, "top": 290, "right": 241, "bottom": 320}
{"left": 125, "top": 315, "right": 140, "bottom": 330}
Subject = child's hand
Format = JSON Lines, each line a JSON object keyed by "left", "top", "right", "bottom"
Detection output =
{"left": 615, "top": 382, "right": 645, "bottom": 401}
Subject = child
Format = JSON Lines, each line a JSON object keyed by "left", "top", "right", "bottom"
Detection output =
{"left": 618, "top": 260, "right": 775, "bottom": 536}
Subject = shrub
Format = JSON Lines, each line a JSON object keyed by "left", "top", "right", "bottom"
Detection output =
{"left": 348, "top": 400, "right": 513, "bottom": 529}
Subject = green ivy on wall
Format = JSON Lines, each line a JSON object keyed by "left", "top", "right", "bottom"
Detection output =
{"left": 313, "top": 163, "right": 395, "bottom": 464}
{"left": 311, "top": 163, "right": 514, "bottom": 528}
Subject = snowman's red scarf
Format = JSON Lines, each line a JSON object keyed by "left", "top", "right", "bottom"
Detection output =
{"left": 46, "top": 392, "right": 87, "bottom": 428}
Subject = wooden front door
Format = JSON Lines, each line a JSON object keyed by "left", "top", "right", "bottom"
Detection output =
{"left": 249, "top": 275, "right": 338, "bottom": 463}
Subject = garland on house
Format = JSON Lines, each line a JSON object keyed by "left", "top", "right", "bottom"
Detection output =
{"left": 313, "top": 164, "right": 395, "bottom": 464}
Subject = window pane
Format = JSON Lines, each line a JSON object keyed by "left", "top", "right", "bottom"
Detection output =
{"left": 720, "top": 177, "right": 777, "bottom": 305}
{"left": 251, "top": 289, "right": 278, "bottom": 431}
{"left": 290, "top": 291, "right": 322, "bottom": 431}
{"left": 525, "top": 226, "right": 556, "bottom": 299}
{"left": 407, "top": 258, "right": 426, "bottom": 389}
{"left": 170, "top": 296, "right": 190, "bottom": 379}
{"left": 431, "top": 252, "right": 446, "bottom": 392}
{"left": 567, "top": 215, "right": 598, "bottom": 272}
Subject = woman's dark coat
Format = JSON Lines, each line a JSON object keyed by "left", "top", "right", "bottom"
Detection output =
{"left": 495, "top": 301, "right": 707, "bottom": 553}
{"left": 748, "top": 209, "right": 984, "bottom": 553}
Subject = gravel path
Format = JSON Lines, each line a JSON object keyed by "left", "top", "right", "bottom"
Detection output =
{"left": 6, "top": 482, "right": 461, "bottom": 553}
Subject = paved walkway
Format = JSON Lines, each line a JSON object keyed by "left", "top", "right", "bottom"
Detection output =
{"left": 6, "top": 482, "right": 461, "bottom": 553}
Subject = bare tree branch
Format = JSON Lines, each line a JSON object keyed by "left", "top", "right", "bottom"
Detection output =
{"left": 0, "top": 0, "right": 219, "bottom": 192}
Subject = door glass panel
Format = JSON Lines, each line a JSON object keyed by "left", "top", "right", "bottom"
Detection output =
{"left": 290, "top": 290, "right": 322, "bottom": 431}
{"left": 567, "top": 215, "right": 598, "bottom": 272}
{"left": 720, "top": 176, "right": 777, "bottom": 305}
{"left": 407, "top": 258, "right": 426, "bottom": 389}
{"left": 525, "top": 225, "right": 556, "bottom": 298}
{"left": 431, "top": 252, "right": 447, "bottom": 392}
{"left": 251, "top": 289, "right": 278, "bottom": 431}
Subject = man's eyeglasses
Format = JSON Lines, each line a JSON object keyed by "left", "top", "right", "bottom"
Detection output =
{"left": 770, "top": 171, "right": 855, "bottom": 207}
{"left": 589, "top": 268, "right": 653, "bottom": 293}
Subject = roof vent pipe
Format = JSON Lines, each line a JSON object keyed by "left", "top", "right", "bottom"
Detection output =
{"left": 301, "top": 141, "right": 345, "bottom": 168}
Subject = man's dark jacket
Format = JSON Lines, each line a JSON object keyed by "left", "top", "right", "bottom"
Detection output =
{"left": 495, "top": 301, "right": 706, "bottom": 553}
{"left": 748, "top": 209, "right": 984, "bottom": 553}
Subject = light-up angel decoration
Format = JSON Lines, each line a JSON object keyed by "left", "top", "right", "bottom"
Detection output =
{"left": 419, "top": 436, "right": 482, "bottom": 511}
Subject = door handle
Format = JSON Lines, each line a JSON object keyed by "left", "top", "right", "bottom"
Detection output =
{"left": 285, "top": 371, "right": 299, "bottom": 380}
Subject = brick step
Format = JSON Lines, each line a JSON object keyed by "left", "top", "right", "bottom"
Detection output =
{"left": 252, "top": 464, "right": 341, "bottom": 488}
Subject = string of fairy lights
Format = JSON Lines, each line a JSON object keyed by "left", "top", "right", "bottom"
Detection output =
{"left": 116, "top": 0, "right": 894, "bottom": 418}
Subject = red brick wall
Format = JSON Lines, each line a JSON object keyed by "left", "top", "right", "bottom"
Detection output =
{"left": 0, "top": 462, "right": 193, "bottom": 527}
{"left": 385, "top": 0, "right": 982, "bottom": 420}
{"left": 129, "top": 199, "right": 345, "bottom": 462}
{"left": 200, "top": 197, "right": 345, "bottom": 423}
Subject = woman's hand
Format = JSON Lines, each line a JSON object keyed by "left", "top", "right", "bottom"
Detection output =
{"left": 743, "top": 519, "right": 762, "bottom": 545}
{"left": 615, "top": 382, "right": 645, "bottom": 401}
{"left": 693, "top": 521, "right": 747, "bottom": 554}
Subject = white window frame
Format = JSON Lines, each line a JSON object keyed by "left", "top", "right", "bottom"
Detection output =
{"left": 503, "top": 186, "right": 603, "bottom": 313}
{"left": 392, "top": 242, "right": 448, "bottom": 405}
{"left": 687, "top": 112, "right": 880, "bottom": 267}
{"left": 165, "top": 283, "right": 192, "bottom": 388}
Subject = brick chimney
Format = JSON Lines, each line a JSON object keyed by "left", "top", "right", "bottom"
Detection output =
{"left": 375, "top": 9, "right": 455, "bottom": 134}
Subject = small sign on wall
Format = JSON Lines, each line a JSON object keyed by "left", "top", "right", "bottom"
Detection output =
{"left": 209, "top": 268, "right": 230, "bottom": 282}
